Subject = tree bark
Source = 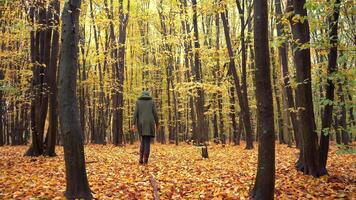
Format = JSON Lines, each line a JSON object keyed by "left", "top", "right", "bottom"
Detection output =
{"left": 287, "top": 0, "right": 323, "bottom": 177}
{"left": 0, "top": 68, "right": 4, "bottom": 146}
{"left": 220, "top": 3, "right": 253, "bottom": 149}
{"left": 319, "top": 0, "right": 341, "bottom": 174}
{"left": 274, "top": 0, "right": 300, "bottom": 147}
{"left": 337, "top": 82, "right": 349, "bottom": 145}
{"left": 25, "top": 4, "right": 48, "bottom": 156}
{"left": 251, "top": 0, "right": 275, "bottom": 198}
{"left": 191, "top": 0, "right": 208, "bottom": 145}
{"left": 45, "top": 0, "right": 60, "bottom": 157}
{"left": 112, "top": 0, "right": 129, "bottom": 146}
{"left": 58, "top": 0, "right": 92, "bottom": 198}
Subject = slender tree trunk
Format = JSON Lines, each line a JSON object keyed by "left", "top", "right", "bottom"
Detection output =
{"left": 45, "top": 0, "right": 60, "bottom": 157}
{"left": 337, "top": 82, "right": 349, "bottom": 145}
{"left": 0, "top": 67, "right": 4, "bottom": 146}
{"left": 113, "top": 0, "right": 130, "bottom": 145}
{"left": 271, "top": 47, "right": 285, "bottom": 144}
{"left": 236, "top": 0, "right": 254, "bottom": 146}
{"left": 228, "top": 85, "right": 238, "bottom": 145}
{"left": 220, "top": 4, "right": 253, "bottom": 149}
{"left": 58, "top": 0, "right": 92, "bottom": 198}
{"left": 89, "top": 0, "right": 105, "bottom": 144}
{"left": 319, "top": 0, "right": 341, "bottom": 174}
{"left": 275, "top": 0, "right": 300, "bottom": 148}
{"left": 25, "top": 4, "right": 48, "bottom": 156}
{"left": 192, "top": 0, "right": 208, "bottom": 145}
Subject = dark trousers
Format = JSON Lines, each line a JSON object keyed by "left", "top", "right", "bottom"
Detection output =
{"left": 139, "top": 136, "right": 152, "bottom": 163}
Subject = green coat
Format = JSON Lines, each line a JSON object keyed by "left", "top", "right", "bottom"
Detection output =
{"left": 133, "top": 93, "right": 159, "bottom": 137}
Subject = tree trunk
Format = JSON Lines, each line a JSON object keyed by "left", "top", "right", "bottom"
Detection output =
{"left": 287, "top": 0, "right": 323, "bottom": 177}
{"left": 275, "top": 0, "right": 300, "bottom": 148}
{"left": 337, "top": 82, "right": 349, "bottom": 145}
{"left": 191, "top": 0, "right": 208, "bottom": 145}
{"left": 25, "top": 4, "right": 48, "bottom": 156}
{"left": 220, "top": 4, "right": 253, "bottom": 149}
{"left": 271, "top": 47, "right": 285, "bottom": 144}
{"left": 58, "top": 0, "right": 92, "bottom": 198}
{"left": 45, "top": 0, "right": 60, "bottom": 157}
{"left": 0, "top": 68, "right": 4, "bottom": 146}
{"left": 113, "top": 0, "right": 129, "bottom": 146}
{"left": 319, "top": 0, "right": 341, "bottom": 174}
{"left": 236, "top": 0, "right": 254, "bottom": 147}
{"left": 251, "top": 0, "right": 275, "bottom": 198}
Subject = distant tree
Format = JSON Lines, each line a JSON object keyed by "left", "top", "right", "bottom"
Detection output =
{"left": 235, "top": 0, "right": 254, "bottom": 149}
{"left": 191, "top": 0, "right": 208, "bottom": 144}
{"left": 112, "top": 0, "right": 130, "bottom": 146}
{"left": 44, "top": 0, "right": 60, "bottom": 157}
{"left": 25, "top": 0, "right": 59, "bottom": 156}
{"left": 251, "top": 0, "right": 275, "bottom": 198}
{"left": 274, "top": 0, "right": 300, "bottom": 147}
{"left": 0, "top": 68, "right": 4, "bottom": 146}
{"left": 58, "top": 0, "right": 92, "bottom": 198}
{"left": 220, "top": 0, "right": 253, "bottom": 149}
{"left": 24, "top": 2, "right": 48, "bottom": 156}
{"left": 319, "top": 0, "right": 341, "bottom": 174}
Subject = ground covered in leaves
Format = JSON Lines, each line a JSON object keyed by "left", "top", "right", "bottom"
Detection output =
{"left": 0, "top": 143, "right": 355, "bottom": 199}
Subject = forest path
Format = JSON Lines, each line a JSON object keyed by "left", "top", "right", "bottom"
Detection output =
{"left": 0, "top": 143, "right": 354, "bottom": 199}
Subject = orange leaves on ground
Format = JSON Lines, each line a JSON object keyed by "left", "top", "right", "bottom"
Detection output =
{"left": 0, "top": 144, "right": 355, "bottom": 199}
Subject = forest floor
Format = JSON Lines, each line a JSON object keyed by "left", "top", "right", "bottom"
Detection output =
{"left": 0, "top": 143, "right": 355, "bottom": 199}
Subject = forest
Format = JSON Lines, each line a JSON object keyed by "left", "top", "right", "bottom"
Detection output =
{"left": 0, "top": 0, "right": 355, "bottom": 199}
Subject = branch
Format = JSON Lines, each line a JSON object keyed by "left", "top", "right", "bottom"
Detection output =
{"left": 149, "top": 176, "right": 160, "bottom": 200}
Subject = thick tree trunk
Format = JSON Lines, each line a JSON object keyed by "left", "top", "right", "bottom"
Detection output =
{"left": 58, "top": 0, "right": 92, "bottom": 198}
{"left": 251, "top": 0, "right": 275, "bottom": 198}
{"left": 319, "top": 0, "right": 341, "bottom": 174}
{"left": 287, "top": 0, "right": 323, "bottom": 177}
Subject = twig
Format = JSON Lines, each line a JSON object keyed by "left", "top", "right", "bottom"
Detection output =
{"left": 149, "top": 176, "right": 160, "bottom": 200}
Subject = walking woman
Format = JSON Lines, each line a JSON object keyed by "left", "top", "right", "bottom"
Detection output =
{"left": 132, "top": 91, "right": 159, "bottom": 165}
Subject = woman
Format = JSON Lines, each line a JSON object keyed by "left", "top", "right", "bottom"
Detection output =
{"left": 132, "top": 91, "right": 159, "bottom": 165}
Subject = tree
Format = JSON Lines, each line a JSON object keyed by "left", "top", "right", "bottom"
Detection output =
{"left": 251, "top": 0, "right": 275, "bottom": 198}
{"left": 274, "top": 0, "right": 300, "bottom": 147}
{"left": 235, "top": 0, "right": 254, "bottom": 148}
{"left": 191, "top": 0, "right": 208, "bottom": 144}
{"left": 0, "top": 68, "right": 4, "bottom": 146}
{"left": 319, "top": 0, "right": 341, "bottom": 174}
{"left": 112, "top": 0, "right": 130, "bottom": 146}
{"left": 58, "top": 0, "right": 92, "bottom": 198}
{"left": 88, "top": 0, "right": 106, "bottom": 144}
{"left": 24, "top": 2, "right": 48, "bottom": 156}
{"left": 44, "top": 0, "right": 60, "bottom": 157}
{"left": 287, "top": 0, "right": 323, "bottom": 177}
{"left": 220, "top": 1, "right": 253, "bottom": 149}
